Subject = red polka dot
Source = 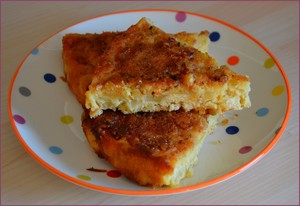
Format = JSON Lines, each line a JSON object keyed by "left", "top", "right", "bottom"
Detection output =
{"left": 227, "top": 56, "right": 239, "bottom": 66}
{"left": 106, "top": 170, "right": 121, "bottom": 178}
{"left": 239, "top": 146, "right": 252, "bottom": 154}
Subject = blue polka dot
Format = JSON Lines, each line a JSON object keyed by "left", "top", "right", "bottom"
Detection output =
{"left": 31, "top": 48, "right": 39, "bottom": 55}
{"left": 226, "top": 126, "right": 239, "bottom": 135}
{"left": 209, "top": 31, "right": 220, "bottom": 42}
{"left": 256, "top": 107, "right": 269, "bottom": 117}
{"left": 49, "top": 146, "right": 63, "bottom": 154}
{"left": 44, "top": 73, "right": 56, "bottom": 83}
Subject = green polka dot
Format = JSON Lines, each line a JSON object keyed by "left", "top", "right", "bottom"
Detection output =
{"left": 264, "top": 58, "right": 275, "bottom": 69}
{"left": 77, "top": 175, "right": 91, "bottom": 181}
{"left": 272, "top": 85, "right": 284, "bottom": 96}
{"left": 60, "top": 115, "right": 74, "bottom": 124}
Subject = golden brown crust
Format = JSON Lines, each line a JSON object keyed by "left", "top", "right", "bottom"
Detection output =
{"left": 62, "top": 32, "right": 121, "bottom": 105}
{"left": 88, "top": 18, "right": 217, "bottom": 90}
{"left": 92, "top": 24, "right": 215, "bottom": 86}
{"left": 85, "top": 109, "right": 204, "bottom": 157}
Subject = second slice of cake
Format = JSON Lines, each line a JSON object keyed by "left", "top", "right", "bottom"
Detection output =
{"left": 85, "top": 18, "right": 251, "bottom": 118}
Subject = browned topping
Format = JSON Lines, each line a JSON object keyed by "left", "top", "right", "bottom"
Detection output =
{"left": 85, "top": 109, "right": 206, "bottom": 157}
{"left": 93, "top": 19, "right": 219, "bottom": 86}
{"left": 113, "top": 39, "right": 198, "bottom": 83}
{"left": 63, "top": 32, "right": 122, "bottom": 67}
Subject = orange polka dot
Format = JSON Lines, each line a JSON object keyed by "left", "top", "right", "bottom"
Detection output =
{"left": 227, "top": 56, "right": 239, "bottom": 66}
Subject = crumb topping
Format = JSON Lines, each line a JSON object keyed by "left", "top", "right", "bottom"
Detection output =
{"left": 86, "top": 110, "right": 206, "bottom": 157}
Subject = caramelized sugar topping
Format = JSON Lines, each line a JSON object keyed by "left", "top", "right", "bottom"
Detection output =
{"left": 93, "top": 18, "right": 218, "bottom": 85}
{"left": 63, "top": 32, "right": 121, "bottom": 67}
{"left": 85, "top": 110, "right": 207, "bottom": 157}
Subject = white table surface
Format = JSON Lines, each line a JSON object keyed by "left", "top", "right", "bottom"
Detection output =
{"left": 1, "top": 1, "right": 299, "bottom": 205}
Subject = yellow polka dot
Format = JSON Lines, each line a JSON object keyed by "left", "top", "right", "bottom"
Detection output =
{"left": 60, "top": 115, "right": 74, "bottom": 124}
{"left": 77, "top": 175, "right": 91, "bottom": 181}
{"left": 272, "top": 85, "right": 284, "bottom": 96}
{"left": 264, "top": 58, "right": 275, "bottom": 69}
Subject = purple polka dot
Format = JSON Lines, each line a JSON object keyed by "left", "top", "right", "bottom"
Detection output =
{"left": 175, "top": 11, "right": 187, "bottom": 22}
{"left": 44, "top": 73, "right": 56, "bottom": 83}
{"left": 13, "top": 114, "right": 26, "bottom": 124}
{"left": 226, "top": 126, "right": 239, "bottom": 135}
{"left": 239, "top": 146, "right": 252, "bottom": 154}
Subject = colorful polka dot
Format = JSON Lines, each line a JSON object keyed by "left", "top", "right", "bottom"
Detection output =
{"left": 31, "top": 48, "right": 39, "bottom": 55}
{"left": 239, "top": 146, "right": 252, "bottom": 154}
{"left": 106, "top": 170, "right": 121, "bottom": 178}
{"left": 60, "top": 115, "right": 74, "bottom": 124}
{"left": 19, "top": 86, "right": 31, "bottom": 97}
{"left": 264, "top": 58, "right": 275, "bottom": 69}
{"left": 226, "top": 126, "right": 239, "bottom": 135}
{"left": 256, "top": 107, "right": 269, "bottom": 117}
{"left": 13, "top": 114, "right": 26, "bottom": 124}
{"left": 77, "top": 174, "right": 91, "bottom": 181}
{"left": 272, "top": 85, "right": 284, "bottom": 96}
{"left": 209, "top": 31, "right": 220, "bottom": 42}
{"left": 44, "top": 73, "right": 56, "bottom": 83}
{"left": 49, "top": 146, "right": 63, "bottom": 154}
{"left": 227, "top": 56, "right": 239, "bottom": 66}
{"left": 175, "top": 11, "right": 186, "bottom": 22}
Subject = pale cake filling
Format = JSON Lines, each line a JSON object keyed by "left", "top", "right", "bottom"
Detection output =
{"left": 86, "top": 77, "right": 250, "bottom": 117}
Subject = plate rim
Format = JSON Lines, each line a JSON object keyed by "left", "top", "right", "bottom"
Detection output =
{"left": 8, "top": 8, "right": 292, "bottom": 196}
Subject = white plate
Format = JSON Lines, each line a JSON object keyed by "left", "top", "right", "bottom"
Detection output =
{"left": 9, "top": 9, "right": 291, "bottom": 195}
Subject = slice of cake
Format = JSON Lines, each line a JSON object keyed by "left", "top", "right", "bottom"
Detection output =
{"left": 82, "top": 109, "right": 219, "bottom": 186}
{"left": 85, "top": 18, "right": 251, "bottom": 117}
